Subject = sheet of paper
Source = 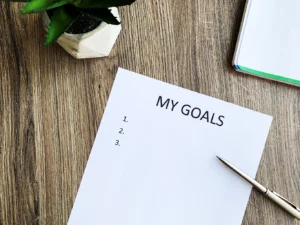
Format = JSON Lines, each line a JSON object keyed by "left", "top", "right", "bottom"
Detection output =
{"left": 235, "top": 0, "right": 300, "bottom": 81}
{"left": 68, "top": 68, "right": 272, "bottom": 225}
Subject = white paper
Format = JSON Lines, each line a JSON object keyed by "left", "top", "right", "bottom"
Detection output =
{"left": 68, "top": 68, "right": 272, "bottom": 225}
{"left": 235, "top": 0, "right": 300, "bottom": 81}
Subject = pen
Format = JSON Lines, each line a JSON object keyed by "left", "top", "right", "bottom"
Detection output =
{"left": 217, "top": 156, "right": 300, "bottom": 220}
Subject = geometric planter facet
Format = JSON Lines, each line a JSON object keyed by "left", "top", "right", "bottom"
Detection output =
{"left": 42, "top": 7, "right": 121, "bottom": 59}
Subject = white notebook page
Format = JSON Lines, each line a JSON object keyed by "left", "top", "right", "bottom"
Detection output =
{"left": 68, "top": 68, "right": 272, "bottom": 225}
{"left": 236, "top": 0, "right": 300, "bottom": 80}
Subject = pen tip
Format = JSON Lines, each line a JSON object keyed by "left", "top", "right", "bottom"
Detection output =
{"left": 216, "top": 155, "right": 225, "bottom": 163}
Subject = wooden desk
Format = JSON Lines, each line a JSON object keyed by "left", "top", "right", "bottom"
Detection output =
{"left": 0, "top": 1, "right": 299, "bottom": 224}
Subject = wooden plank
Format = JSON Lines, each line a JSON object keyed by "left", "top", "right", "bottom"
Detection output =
{"left": 0, "top": 0, "right": 299, "bottom": 224}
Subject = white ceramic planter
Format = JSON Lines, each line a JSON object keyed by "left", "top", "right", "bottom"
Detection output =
{"left": 42, "top": 7, "right": 121, "bottom": 59}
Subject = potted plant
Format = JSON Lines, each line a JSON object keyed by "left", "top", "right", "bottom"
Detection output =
{"left": 1, "top": 0, "right": 136, "bottom": 59}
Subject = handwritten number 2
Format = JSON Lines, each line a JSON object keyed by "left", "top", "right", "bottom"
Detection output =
{"left": 119, "top": 128, "right": 124, "bottom": 134}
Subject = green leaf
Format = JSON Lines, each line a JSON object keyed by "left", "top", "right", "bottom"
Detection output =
{"left": 45, "top": 5, "right": 80, "bottom": 45}
{"left": 78, "top": 8, "right": 120, "bottom": 25}
{"left": 76, "top": 0, "right": 136, "bottom": 8}
{"left": 20, "top": 0, "right": 70, "bottom": 14}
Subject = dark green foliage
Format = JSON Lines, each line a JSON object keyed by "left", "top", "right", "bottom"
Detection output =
{"left": 45, "top": 5, "right": 80, "bottom": 45}
{"left": 75, "top": 0, "right": 136, "bottom": 8}
{"left": 1, "top": 0, "right": 136, "bottom": 45}
{"left": 20, "top": 0, "right": 71, "bottom": 14}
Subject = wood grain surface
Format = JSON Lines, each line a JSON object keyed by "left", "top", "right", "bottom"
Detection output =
{"left": 0, "top": 0, "right": 300, "bottom": 224}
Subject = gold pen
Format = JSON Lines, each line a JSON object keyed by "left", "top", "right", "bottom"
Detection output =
{"left": 217, "top": 156, "right": 300, "bottom": 220}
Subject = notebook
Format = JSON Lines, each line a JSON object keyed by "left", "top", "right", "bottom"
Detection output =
{"left": 233, "top": 0, "right": 300, "bottom": 86}
{"left": 68, "top": 68, "right": 272, "bottom": 225}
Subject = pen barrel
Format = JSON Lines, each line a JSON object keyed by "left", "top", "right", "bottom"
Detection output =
{"left": 265, "top": 190, "right": 300, "bottom": 220}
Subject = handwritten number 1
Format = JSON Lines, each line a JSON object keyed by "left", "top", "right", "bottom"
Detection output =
{"left": 123, "top": 116, "right": 128, "bottom": 122}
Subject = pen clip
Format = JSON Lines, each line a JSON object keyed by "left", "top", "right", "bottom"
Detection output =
{"left": 272, "top": 191, "right": 300, "bottom": 212}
